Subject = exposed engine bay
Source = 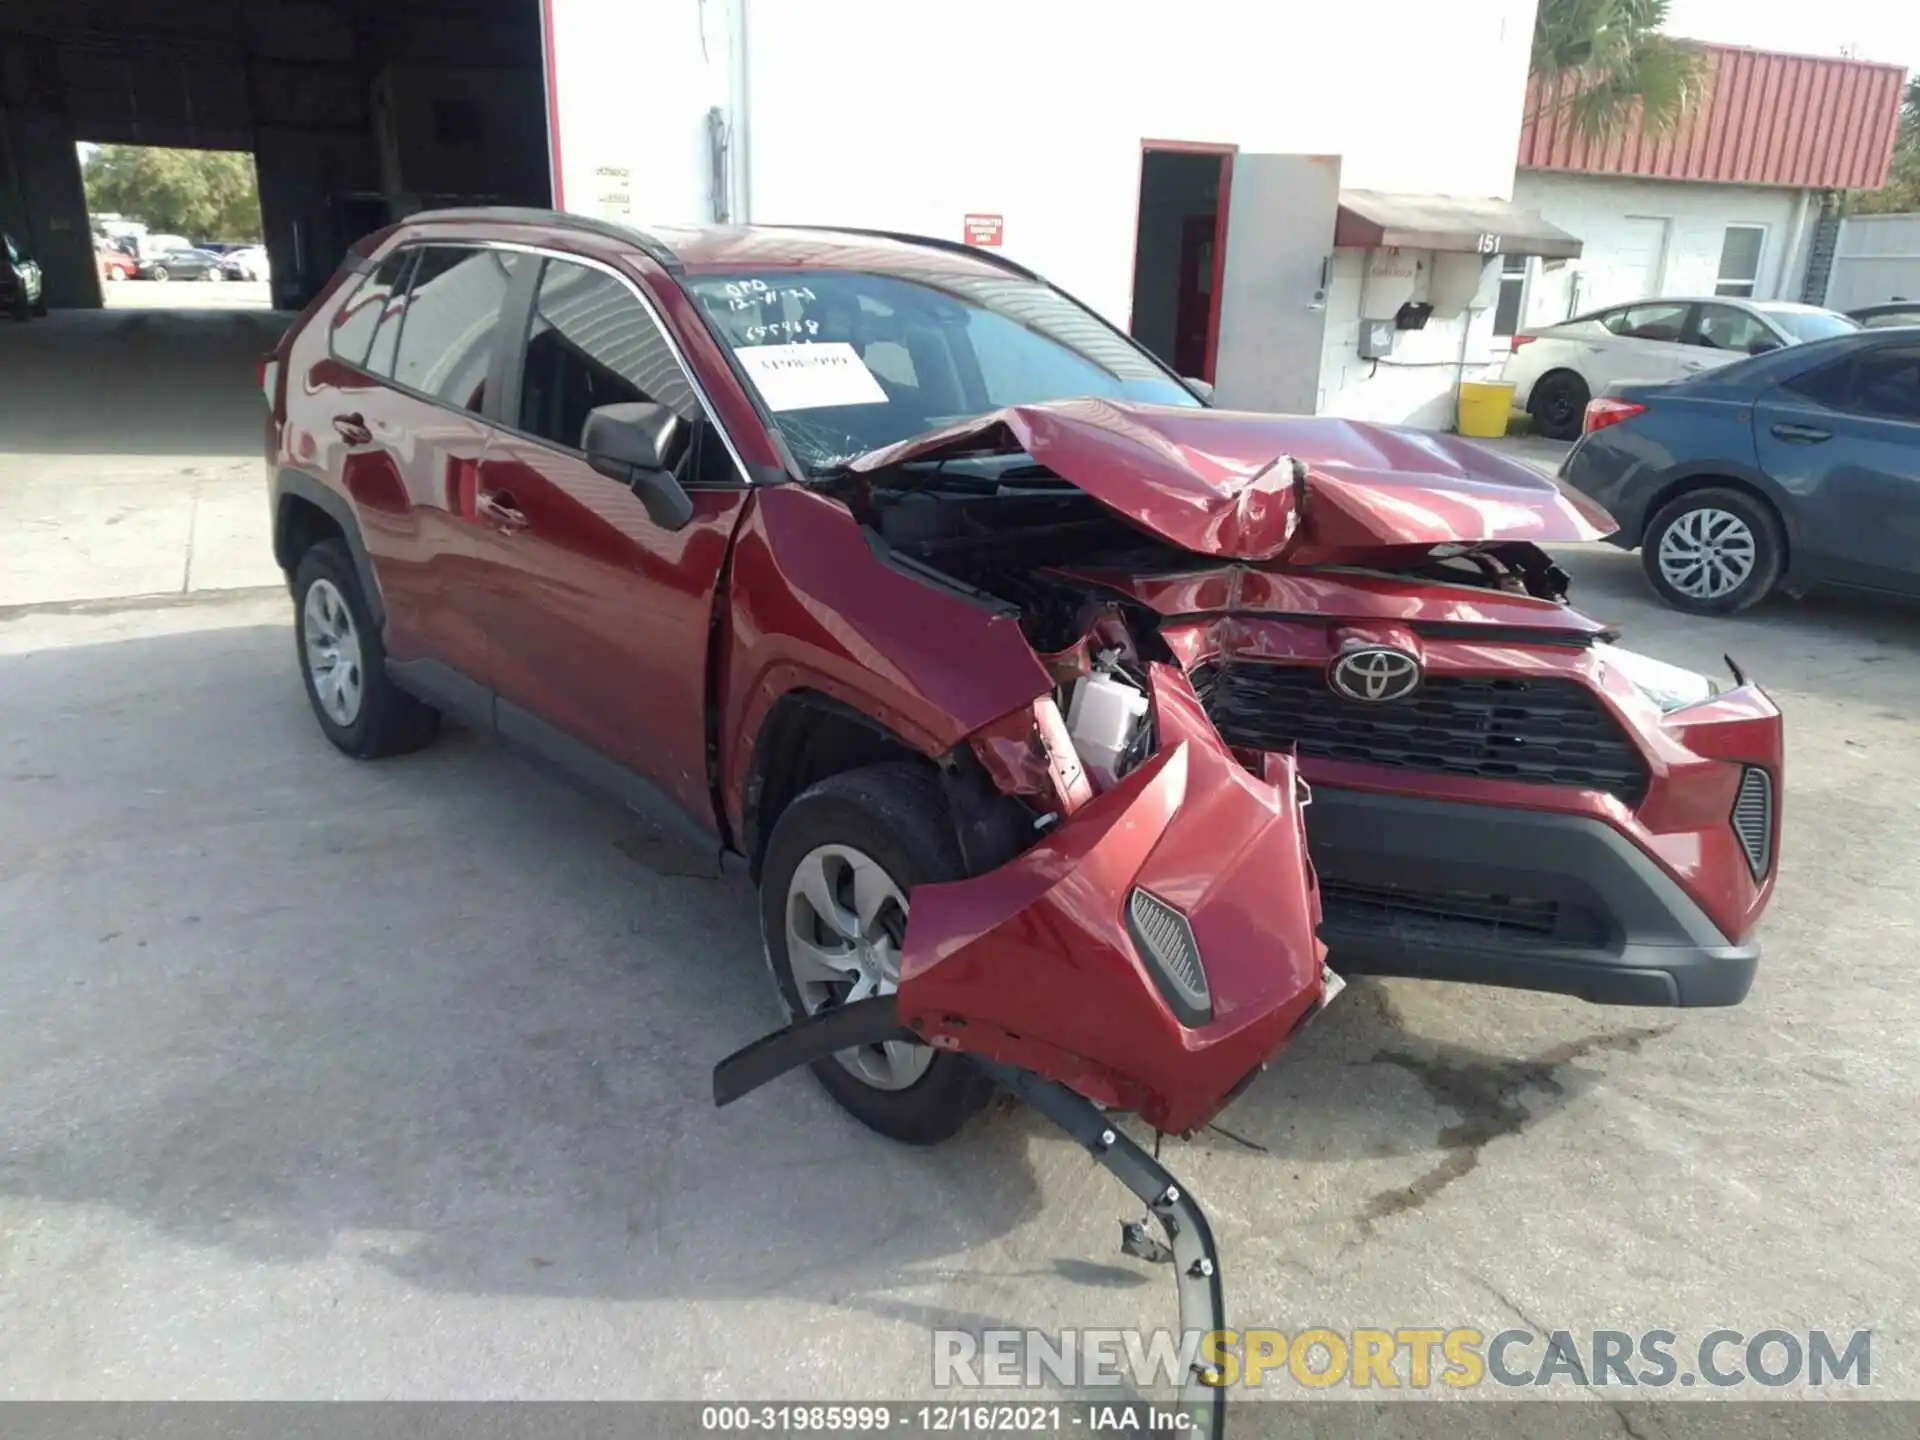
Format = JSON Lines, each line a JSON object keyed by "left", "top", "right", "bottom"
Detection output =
{"left": 826, "top": 451, "right": 1592, "bottom": 802}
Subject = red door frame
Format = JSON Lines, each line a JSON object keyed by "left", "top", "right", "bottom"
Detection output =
{"left": 1132, "top": 139, "right": 1237, "bottom": 383}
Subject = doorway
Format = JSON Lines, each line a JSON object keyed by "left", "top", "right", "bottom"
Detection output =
{"left": 1128, "top": 143, "right": 1233, "bottom": 382}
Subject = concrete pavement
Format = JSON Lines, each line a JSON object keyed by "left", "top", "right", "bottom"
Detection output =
{"left": 0, "top": 309, "right": 287, "bottom": 609}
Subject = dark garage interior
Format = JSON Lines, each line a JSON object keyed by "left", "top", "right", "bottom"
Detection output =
{"left": 0, "top": 0, "right": 551, "bottom": 312}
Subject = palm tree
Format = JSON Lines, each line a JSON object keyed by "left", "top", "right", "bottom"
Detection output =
{"left": 1531, "top": 0, "right": 1706, "bottom": 141}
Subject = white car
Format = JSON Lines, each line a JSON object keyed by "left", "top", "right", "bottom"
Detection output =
{"left": 219, "top": 246, "right": 270, "bottom": 282}
{"left": 1500, "top": 297, "right": 1859, "bottom": 439}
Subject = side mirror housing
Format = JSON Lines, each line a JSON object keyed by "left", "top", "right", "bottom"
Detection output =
{"left": 1184, "top": 377, "right": 1215, "bottom": 404}
{"left": 582, "top": 401, "right": 695, "bottom": 531}
{"left": 1747, "top": 336, "right": 1783, "bottom": 356}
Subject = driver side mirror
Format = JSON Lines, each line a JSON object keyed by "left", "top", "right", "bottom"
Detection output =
{"left": 1184, "top": 377, "right": 1215, "bottom": 403}
{"left": 582, "top": 401, "right": 694, "bottom": 531}
{"left": 1747, "top": 336, "right": 1783, "bottom": 356}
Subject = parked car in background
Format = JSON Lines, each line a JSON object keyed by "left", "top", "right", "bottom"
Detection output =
{"left": 1502, "top": 298, "right": 1860, "bottom": 439}
{"left": 1849, "top": 301, "right": 1920, "bottom": 330}
{"left": 98, "top": 243, "right": 137, "bottom": 282}
{"left": 220, "top": 245, "right": 269, "bottom": 281}
{"left": 138, "top": 249, "right": 224, "bottom": 282}
{"left": 1560, "top": 329, "right": 1920, "bottom": 614}
{"left": 3, "top": 230, "right": 46, "bottom": 319}
{"left": 262, "top": 211, "right": 1782, "bottom": 1148}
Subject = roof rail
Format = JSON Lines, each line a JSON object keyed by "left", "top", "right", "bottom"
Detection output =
{"left": 401, "top": 206, "right": 684, "bottom": 273}
{"left": 775, "top": 225, "right": 1043, "bottom": 281}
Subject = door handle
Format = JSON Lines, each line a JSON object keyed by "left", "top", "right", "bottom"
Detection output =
{"left": 1680, "top": 360, "right": 1704, "bottom": 371}
{"left": 477, "top": 490, "right": 529, "bottom": 533}
{"left": 332, "top": 413, "right": 372, "bottom": 446}
{"left": 1770, "top": 423, "right": 1832, "bottom": 444}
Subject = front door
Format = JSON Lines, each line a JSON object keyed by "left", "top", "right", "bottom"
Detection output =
{"left": 1211, "top": 153, "right": 1341, "bottom": 414}
{"left": 473, "top": 254, "right": 749, "bottom": 838}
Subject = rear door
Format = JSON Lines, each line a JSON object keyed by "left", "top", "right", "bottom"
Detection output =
{"left": 322, "top": 243, "right": 523, "bottom": 690}
{"left": 1755, "top": 339, "right": 1920, "bottom": 593}
{"left": 471, "top": 252, "right": 751, "bottom": 839}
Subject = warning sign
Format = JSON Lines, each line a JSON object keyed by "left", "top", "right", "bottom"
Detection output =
{"left": 963, "top": 214, "right": 1004, "bottom": 247}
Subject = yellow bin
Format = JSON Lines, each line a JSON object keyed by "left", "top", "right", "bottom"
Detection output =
{"left": 1457, "top": 379, "right": 1516, "bottom": 439}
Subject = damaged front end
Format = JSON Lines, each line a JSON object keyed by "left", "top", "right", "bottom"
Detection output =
{"left": 712, "top": 401, "right": 1639, "bottom": 1429}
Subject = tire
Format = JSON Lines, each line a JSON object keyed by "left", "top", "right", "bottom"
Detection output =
{"left": 759, "top": 763, "right": 994, "bottom": 1145}
{"left": 291, "top": 539, "right": 439, "bottom": 758}
{"left": 151, "top": 266, "right": 170, "bottom": 282}
{"left": 31, "top": 294, "right": 47, "bottom": 316}
{"left": 206, "top": 269, "right": 222, "bottom": 282}
{"left": 1528, "top": 370, "right": 1591, "bottom": 441}
{"left": 1640, "top": 486, "right": 1785, "bottom": 615}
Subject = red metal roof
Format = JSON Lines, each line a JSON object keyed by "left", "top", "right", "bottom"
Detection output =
{"left": 1518, "top": 44, "right": 1907, "bottom": 190}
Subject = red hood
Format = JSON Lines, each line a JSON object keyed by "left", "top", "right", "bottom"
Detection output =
{"left": 847, "top": 399, "right": 1615, "bottom": 562}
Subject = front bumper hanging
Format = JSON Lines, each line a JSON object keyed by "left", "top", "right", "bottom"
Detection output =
{"left": 713, "top": 1000, "right": 1228, "bottom": 1440}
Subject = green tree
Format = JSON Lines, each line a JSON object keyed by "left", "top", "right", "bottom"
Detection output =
{"left": 1531, "top": 0, "right": 1706, "bottom": 141}
{"left": 82, "top": 145, "right": 263, "bottom": 242}
{"left": 1849, "top": 76, "right": 1920, "bottom": 215}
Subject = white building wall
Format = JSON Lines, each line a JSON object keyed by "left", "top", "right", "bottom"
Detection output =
{"left": 1510, "top": 171, "right": 1815, "bottom": 326}
{"left": 547, "top": 0, "right": 1542, "bottom": 427}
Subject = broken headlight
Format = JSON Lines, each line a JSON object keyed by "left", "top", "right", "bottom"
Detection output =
{"left": 1595, "top": 642, "right": 1722, "bottom": 714}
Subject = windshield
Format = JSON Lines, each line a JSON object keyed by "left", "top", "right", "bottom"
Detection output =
{"left": 684, "top": 268, "right": 1199, "bottom": 474}
{"left": 1762, "top": 307, "right": 1859, "bottom": 343}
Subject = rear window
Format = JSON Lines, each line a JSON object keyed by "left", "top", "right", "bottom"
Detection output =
{"left": 331, "top": 250, "right": 413, "bottom": 371}
{"left": 1760, "top": 308, "right": 1858, "bottom": 344}
{"left": 388, "top": 246, "right": 520, "bottom": 411}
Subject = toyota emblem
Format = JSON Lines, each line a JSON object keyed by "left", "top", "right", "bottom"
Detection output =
{"left": 1328, "top": 647, "right": 1422, "bottom": 703}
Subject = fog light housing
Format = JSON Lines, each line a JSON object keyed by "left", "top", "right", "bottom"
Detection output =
{"left": 1127, "top": 889, "right": 1212, "bottom": 1027}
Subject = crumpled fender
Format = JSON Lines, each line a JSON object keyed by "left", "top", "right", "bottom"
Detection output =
{"left": 896, "top": 665, "right": 1326, "bottom": 1135}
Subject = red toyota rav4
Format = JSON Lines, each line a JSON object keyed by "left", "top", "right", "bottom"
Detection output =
{"left": 265, "top": 209, "right": 1782, "bottom": 1148}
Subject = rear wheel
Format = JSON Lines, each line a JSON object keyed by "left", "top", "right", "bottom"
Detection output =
{"left": 1529, "top": 370, "right": 1590, "bottom": 440}
{"left": 151, "top": 265, "right": 170, "bottom": 283}
{"left": 759, "top": 763, "right": 993, "bottom": 1145}
{"left": 1640, "top": 487, "right": 1785, "bottom": 615}
{"left": 292, "top": 540, "right": 439, "bottom": 758}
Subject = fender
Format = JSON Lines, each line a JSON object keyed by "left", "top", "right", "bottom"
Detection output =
{"left": 271, "top": 468, "right": 387, "bottom": 630}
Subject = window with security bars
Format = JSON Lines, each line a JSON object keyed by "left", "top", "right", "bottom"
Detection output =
{"left": 1715, "top": 226, "right": 1766, "bottom": 298}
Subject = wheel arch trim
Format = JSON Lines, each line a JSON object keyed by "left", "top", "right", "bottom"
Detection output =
{"left": 272, "top": 469, "right": 386, "bottom": 630}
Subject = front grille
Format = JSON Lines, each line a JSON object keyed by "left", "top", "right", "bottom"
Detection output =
{"left": 1190, "top": 662, "right": 1650, "bottom": 805}
{"left": 1318, "top": 880, "right": 1613, "bottom": 951}
{"left": 1732, "top": 767, "right": 1774, "bottom": 878}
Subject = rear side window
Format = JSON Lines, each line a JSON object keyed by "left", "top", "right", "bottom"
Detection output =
{"left": 1693, "top": 305, "right": 1773, "bottom": 354}
{"left": 1783, "top": 344, "right": 1920, "bottom": 421}
{"left": 515, "top": 258, "right": 701, "bottom": 450}
{"left": 331, "top": 251, "right": 413, "bottom": 371}
{"left": 389, "top": 246, "right": 522, "bottom": 411}
{"left": 1607, "top": 303, "right": 1690, "bottom": 343}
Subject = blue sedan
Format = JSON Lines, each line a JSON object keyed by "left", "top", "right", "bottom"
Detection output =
{"left": 1559, "top": 328, "right": 1920, "bottom": 614}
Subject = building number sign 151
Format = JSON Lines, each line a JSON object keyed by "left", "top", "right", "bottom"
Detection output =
{"left": 1477, "top": 233, "right": 1503, "bottom": 255}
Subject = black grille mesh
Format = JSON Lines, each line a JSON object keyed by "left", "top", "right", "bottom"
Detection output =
{"left": 1732, "top": 767, "right": 1774, "bottom": 878}
{"left": 1190, "top": 662, "right": 1650, "bottom": 805}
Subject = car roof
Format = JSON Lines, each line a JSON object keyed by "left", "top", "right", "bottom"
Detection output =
{"left": 400, "top": 207, "right": 1035, "bottom": 283}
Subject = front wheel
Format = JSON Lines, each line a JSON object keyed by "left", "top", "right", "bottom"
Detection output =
{"left": 1640, "top": 487, "right": 1785, "bottom": 615}
{"left": 151, "top": 266, "right": 170, "bottom": 282}
{"left": 759, "top": 763, "right": 993, "bottom": 1145}
{"left": 1529, "top": 370, "right": 1591, "bottom": 441}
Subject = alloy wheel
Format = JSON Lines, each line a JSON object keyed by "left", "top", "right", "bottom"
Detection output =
{"left": 784, "top": 842, "right": 929, "bottom": 1090}
{"left": 1657, "top": 507, "right": 1757, "bottom": 600}
{"left": 303, "top": 578, "right": 365, "bottom": 726}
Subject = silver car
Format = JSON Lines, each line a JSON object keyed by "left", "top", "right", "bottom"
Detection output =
{"left": 1500, "top": 297, "right": 1859, "bottom": 439}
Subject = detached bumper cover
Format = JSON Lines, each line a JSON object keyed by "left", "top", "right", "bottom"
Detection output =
{"left": 898, "top": 667, "right": 1326, "bottom": 1135}
{"left": 1307, "top": 788, "right": 1757, "bottom": 1007}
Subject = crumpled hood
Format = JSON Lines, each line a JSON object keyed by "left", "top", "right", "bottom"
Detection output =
{"left": 847, "top": 398, "right": 1616, "bottom": 562}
